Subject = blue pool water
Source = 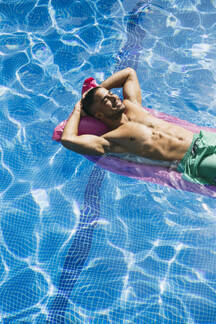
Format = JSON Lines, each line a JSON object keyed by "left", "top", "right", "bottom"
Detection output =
{"left": 1, "top": 0, "right": 216, "bottom": 323}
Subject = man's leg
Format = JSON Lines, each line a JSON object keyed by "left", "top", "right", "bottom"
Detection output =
{"left": 198, "top": 153, "right": 216, "bottom": 184}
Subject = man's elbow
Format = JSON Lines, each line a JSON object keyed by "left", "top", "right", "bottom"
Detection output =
{"left": 61, "top": 137, "right": 83, "bottom": 154}
{"left": 61, "top": 138, "right": 66, "bottom": 148}
{"left": 61, "top": 135, "right": 74, "bottom": 149}
{"left": 61, "top": 136, "right": 106, "bottom": 156}
{"left": 126, "top": 67, "right": 136, "bottom": 75}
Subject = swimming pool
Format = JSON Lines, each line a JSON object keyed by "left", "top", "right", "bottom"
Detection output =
{"left": 1, "top": 0, "right": 216, "bottom": 323}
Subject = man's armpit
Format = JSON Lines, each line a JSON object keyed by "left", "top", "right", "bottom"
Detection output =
{"left": 108, "top": 142, "right": 128, "bottom": 153}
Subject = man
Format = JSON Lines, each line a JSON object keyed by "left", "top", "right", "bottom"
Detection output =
{"left": 61, "top": 68, "right": 216, "bottom": 185}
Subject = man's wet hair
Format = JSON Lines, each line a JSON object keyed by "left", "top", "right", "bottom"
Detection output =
{"left": 81, "top": 86, "right": 101, "bottom": 116}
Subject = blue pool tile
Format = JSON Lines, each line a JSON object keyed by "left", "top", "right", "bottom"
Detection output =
{"left": 0, "top": 269, "right": 48, "bottom": 313}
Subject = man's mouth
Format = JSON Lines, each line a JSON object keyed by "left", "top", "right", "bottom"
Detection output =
{"left": 116, "top": 102, "right": 125, "bottom": 110}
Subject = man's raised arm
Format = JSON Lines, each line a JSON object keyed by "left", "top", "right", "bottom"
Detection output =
{"left": 61, "top": 101, "right": 111, "bottom": 155}
{"left": 100, "top": 67, "right": 142, "bottom": 105}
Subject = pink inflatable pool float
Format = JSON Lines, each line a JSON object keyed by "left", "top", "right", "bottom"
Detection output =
{"left": 52, "top": 78, "right": 216, "bottom": 198}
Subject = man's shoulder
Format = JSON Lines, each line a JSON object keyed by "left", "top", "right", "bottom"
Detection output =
{"left": 123, "top": 99, "right": 149, "bottom": 120}
{"left": 123, "top": 98, "right": 143, "bottom": 109}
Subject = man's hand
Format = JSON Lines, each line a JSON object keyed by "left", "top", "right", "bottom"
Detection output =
{"left": 73, "top": 100, "right": 87, "bottom": 118}
{"left": 74, "top": 100, "right": 82, "bottom": 112}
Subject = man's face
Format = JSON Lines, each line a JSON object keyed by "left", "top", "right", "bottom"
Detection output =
{"left": 92, "top": 87, "right": 125, "bottom": 119}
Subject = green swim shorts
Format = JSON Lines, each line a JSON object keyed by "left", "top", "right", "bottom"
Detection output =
{"left": 177, "top": 130, "right": 216, "bottom": 186}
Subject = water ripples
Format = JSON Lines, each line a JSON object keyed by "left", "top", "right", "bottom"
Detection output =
{"left": 0, "top": 0, "right": 216, "bottom": 323}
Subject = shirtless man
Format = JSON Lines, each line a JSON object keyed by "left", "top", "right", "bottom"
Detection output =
{"left": 61, "top": 68, "right": 216, "bottom": 185}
